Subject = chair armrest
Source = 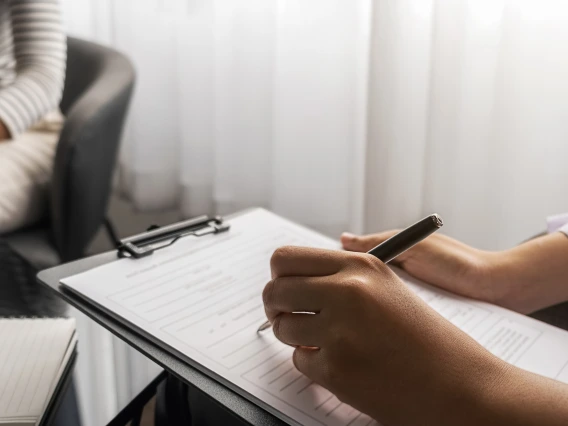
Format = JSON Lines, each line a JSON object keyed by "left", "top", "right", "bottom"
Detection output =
{"left": 51, "top": 38, "right": 135, "bottom": 262}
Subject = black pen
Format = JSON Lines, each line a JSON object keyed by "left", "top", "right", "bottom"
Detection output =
{"left": 257, "top": 214, "right": 444, "bottom": 332}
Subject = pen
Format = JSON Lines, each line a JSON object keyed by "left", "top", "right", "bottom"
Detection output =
{"left": 257, "top": 214, "right": 444, "bottom": 332}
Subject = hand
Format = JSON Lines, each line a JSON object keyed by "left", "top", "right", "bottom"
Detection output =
{"left": 341, "top": 231, "right": 504, "bottom": 308}
{"left": 0, "top": 120, "right": 10, "bottom": 141}
{"left": 341, "top": 230, "right": 568, "bottom": 314}
{"left": 263, "top": 246, "right": 509, "bottom": 426}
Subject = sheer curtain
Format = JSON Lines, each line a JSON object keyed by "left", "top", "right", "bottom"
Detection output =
{"left": 366, "top": 0, "right": 568, "bottom": 250}
{"left": 63, "top": 0, "right": 372, "bottom": 237}
{"left": 60, "top": 0, "right": 568, "bottom": 423}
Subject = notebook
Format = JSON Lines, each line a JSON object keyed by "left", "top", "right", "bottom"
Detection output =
{"left": 0, "top": 318, "right": 77, "bottom": 426}
{"left": 61, "top": 209, "right": 568, "bottom": 426}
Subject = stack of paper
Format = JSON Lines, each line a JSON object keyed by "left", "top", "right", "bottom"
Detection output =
{"left": 0, "top": 318, "right": 76, "bottom": 426}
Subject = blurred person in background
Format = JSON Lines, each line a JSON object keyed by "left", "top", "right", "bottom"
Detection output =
{"left": 0, "top": 0, "right": 65, "bottom": 234}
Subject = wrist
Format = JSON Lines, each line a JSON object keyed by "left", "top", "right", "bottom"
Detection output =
{"left": 445, "top": 349, "right": 517, "bottom": 426}
{"left": 488, "top": 233, "right": 568, "bottom": 313}
{"left": 465, "top": 250, "right": 520, "bottom": 308}
{"left": 470, "top": 357, "right": 568, "bottom": 426}
{"left": 482, "top": 250, "right": 525, "bottom": 309}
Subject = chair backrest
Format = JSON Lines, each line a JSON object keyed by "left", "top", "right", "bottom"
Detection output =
{"left": 50, "top": 37, "right": 135, "bottom": 262}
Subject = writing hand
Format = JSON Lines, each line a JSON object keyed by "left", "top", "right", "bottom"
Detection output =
{"left": 263, "top": 246, "right": 509, "bottom": 426}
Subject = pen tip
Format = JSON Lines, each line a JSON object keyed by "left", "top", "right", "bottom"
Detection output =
{"left": 257, "top": 321, "right": 271, "bottom": 333}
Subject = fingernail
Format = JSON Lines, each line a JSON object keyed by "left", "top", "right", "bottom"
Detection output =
{"left": 341, "top": 232, "right": 356, "bottom": 240}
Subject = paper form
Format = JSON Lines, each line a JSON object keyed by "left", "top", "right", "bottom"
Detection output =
{"left": 62, "top": 209, "right": 568, "bottom": 426}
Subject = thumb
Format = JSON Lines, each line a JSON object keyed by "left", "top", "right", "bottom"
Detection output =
{"left": 341, "top": 230, "right": 401, "bottom": 253}
{"left": 341, "top": 232, "right": 382, "bottom": 252}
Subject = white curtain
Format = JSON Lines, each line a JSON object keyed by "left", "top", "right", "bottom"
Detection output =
{"left": 366, "top": 0, "right": 568, "bottom": 250}
{"left": 60, "top": 0, "right": 568, "bottom": 424}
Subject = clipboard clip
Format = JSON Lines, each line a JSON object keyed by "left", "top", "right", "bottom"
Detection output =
{"left": 117, "top": 215, "right": 231, "bottom": 259}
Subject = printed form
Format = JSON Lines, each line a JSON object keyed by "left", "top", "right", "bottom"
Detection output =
{"left": 62, "top": 209, "right": 568, "bottom": 426}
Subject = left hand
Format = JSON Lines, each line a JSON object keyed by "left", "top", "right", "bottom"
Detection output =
{"left": 263, "top": 246, "right": 510, "bottom": 426}
{"left": 341, "top": 230, "right": 502, "bottom": 307}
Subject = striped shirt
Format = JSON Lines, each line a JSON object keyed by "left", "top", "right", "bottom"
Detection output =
{"left": 0, "top": 0, "right": 66, "bottom": 138}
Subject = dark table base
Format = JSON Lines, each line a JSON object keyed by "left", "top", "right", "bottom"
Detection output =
{"left": 0, "top": 239, "right": 81, "bottom": 426}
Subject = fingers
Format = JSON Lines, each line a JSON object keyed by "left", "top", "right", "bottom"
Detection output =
{"left": 341, "top": 230, "right": 399, "bottom": 252}
{"left": 270, "top": 246, "right": 345, "bottom": 278}
{"left": 272, "top": 313, "right": 324, "bottom": 347}
{"left": 263, "top": 276, "right": 331, "bottom": 322}
{"left": 343, "top": 229, "right": 471, "bottom": 254}
{"left": 292, "top": 346, "right": 325, "bottom": 384}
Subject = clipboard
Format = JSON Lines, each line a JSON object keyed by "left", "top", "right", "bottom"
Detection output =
{"left": 37, "top": 211, "right": 286, "bottom": 426}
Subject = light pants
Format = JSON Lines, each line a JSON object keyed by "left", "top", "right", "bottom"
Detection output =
{"left": 0, "top": 112, "right": 63, "bottom": 234}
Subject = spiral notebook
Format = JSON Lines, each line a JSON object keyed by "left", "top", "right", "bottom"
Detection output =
{"left": 0, "top": 318, "right": 77, "bottom": 426}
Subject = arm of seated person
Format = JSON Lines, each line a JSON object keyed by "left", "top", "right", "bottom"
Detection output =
{"left": 0, "top": 120, "right": 9, "bottom": 141}
{"left": 0, "top": 0, "right": 66, "bottom": 140}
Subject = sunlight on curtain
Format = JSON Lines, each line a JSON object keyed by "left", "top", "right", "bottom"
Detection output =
{"left": 366, "top": 0, "right": 568, "bottom": 249}
{"left": 101, "top": 0, "right": 371, "bottom": 237}
{"left": 61, "top": 0, "right": 568, "bottom": 250}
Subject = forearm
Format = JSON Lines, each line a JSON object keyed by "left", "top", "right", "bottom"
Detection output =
{"left": 492, "top": 232, "right": 568, "bottom": 313}
{"left": 425, "top": 344, "right": 568, "bottom": 426}
{"left": 472, "top": 363, "right": 568, "bottom": 426}
{"left": 0, "top": 0, "right": 66, "bottom": 137}
{"left": 364, "top": 332, "right": 568, "bottom": 426}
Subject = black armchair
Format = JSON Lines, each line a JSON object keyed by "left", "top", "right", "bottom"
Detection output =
{"left": 5, "top": 37, "right": 135, "bottom": 268}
